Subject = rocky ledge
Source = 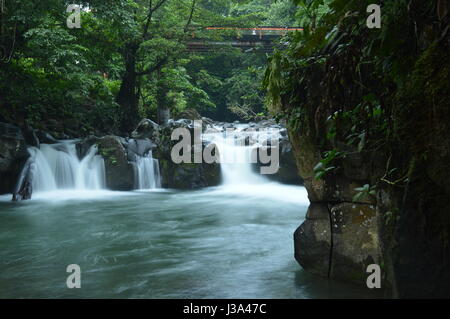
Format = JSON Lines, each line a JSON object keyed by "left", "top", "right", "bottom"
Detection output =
{"left": 1, "top": 116, "right": 302, "bottom": 196}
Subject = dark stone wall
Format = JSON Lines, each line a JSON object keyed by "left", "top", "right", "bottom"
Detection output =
{"left": 0, "top": 122, "right": 29, "bottom": 195}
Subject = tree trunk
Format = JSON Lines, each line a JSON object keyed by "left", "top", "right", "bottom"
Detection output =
{"left": 117, "top": 43, "right": 139, "bottom": 134}
{"left": 157, "top": 106, "right": 170, "bottom": 126}
{"left": 156, "top": 70, "right": 170, "bottom": 126}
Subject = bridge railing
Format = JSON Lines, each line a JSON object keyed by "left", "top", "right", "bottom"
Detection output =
{"left": 185, "top": 26, "right": 303, "bottom": 53}
{"left": 187, "top": 26, "right": 303, "bottom": 39}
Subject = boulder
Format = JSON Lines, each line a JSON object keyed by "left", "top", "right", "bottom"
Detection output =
{"left": 294, "top": 204, "right": 331, "bottom": 277}
{"left": 22, "top": 124, "right": 39, "bottom": 148}
{"left": 126, "top": 138, "right": 157, "bottom": 162}
{"left": 223, "top": 123, "right": 235, "bottom": 130}
{"left": 252, "top": 137, "right": 303, "bottom": 185}
{"left": 294, "top": 202, "right": 382, "bottom": 285}
{"left": 131, "top": 119, "right": 160, "bottom": 143}
{"left": 329, "top": 202, "right": 381, "bottom": 283}
{"left": 155, "top": 122, "right": 221, "bottom": 189}
{"left": 76, "top": 135, "right": 100, "bottom": 159}
{"left": 0, "top": 122, "right": 29, "bottom": 194}
{"left": 289, "top": 131, "right": 379, "bottom": 203}
{"left": 258, "top": 119, "right": 277, "bottom": 127}
{"left": 35, "top": 130, "right": 58, "bottom": 144}
{"left": 159, "top": 156, "right": 221, "bottom": 189}
{"left": 12, "top": 156, "right": 35, "bottom": 201}
{"left": 97, "top": 136, "right": 134, "bottom": 190}
{"left": 174, "top": 108, "right": 202, "bottom": 121}
{"left": 201, "top": 117, "right": 215, "bottom": 126}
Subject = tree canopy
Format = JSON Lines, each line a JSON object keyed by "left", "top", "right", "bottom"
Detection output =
{"left": 0, "top": 0, "right": 299, "bottom": 137}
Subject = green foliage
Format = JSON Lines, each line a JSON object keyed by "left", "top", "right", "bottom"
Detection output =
{"left": 0, "top": 0, "right": 299, "bottom": 134}
{"left": 262, "top": 0, "right": 428, "bottom": 179}
{"left": 263, "top": 0, "right": 449, "bottom": 238}
{"left": 313, "top": 149, "right": 343, "bottom": 180}
{"left": 352, "top": 184, "right": 376, "bottom": 202}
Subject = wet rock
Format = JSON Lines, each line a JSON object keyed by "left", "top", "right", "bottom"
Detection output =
{"left": 35, "top": 130, "right": 58, "bottom": 144}
{"left": 223, "top": 123, "right": 235, "bottom": 130}
{"left": 126, "top": 138, "right": 156, "bottom": 157}
{"left": 289, "top": 132, "right": 378, "bottom": 203}
{"left": 22, "top": 124, "right": 39, "bottom": 148}
{"left": 174, "top": 108, "right": 202, "bottom": 121}
{"left": 97, "top": 136, "right": 134, "bottom": 190}
{"left": 0, "top": 122, "right": 29, "bottom": 194}
{"left": 131, "top": 119, "right": 160, "bottom": 143}
{"left": 76, "top": 135, "right": 100, "bottom": 159}
{"left": 155, "top": 123, "right": 221, "bottom": 189}
{"left": 329, "top": 203, "right": 381, "bottom": 283}
{"left": 159, "top": 157, "right": 221, "bottom": 189}
{"left": 12, "top": 156, "right": 35, "bottom": 201}
{"left": 294, "top": 202, "right": 381, "bottom": 284}
{"left": 202, "top": 117, "right": 215, "bottom": 127}
{"left": 204, "top": 126, "right": 221, "bottom": 134}
{"left": 252, "top": 137, "right": 303, "bottom": 185}
{"left": 294, "top": 204, "right": 331, "bottom": 277}
{"left": 258, "top": 119, "right": 277, "bottom": 127}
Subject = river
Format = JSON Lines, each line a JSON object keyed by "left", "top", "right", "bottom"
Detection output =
{"left": 0, "top": 125, "right": 381, "bottom": 298}
{"left": 0, "top": 185, "right": 381, "bottom": 298}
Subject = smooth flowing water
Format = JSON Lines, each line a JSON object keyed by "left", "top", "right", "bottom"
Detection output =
{"left": 134, "top": 151, "right": 161, "bottom": 190}
{"left": 203, "top": 125, "right": 279, "bottom": 185}
{"left": 0, "top": 186, "right": 379, "bottom": 299}
{"left": 17, "top": 141, "right": 106, "bottom": 193}
{"left": 0, "top": 129, "right": 381, "bottom": 298}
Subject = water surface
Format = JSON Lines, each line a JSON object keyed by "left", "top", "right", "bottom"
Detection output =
{"left": 0, "top": 184, "right": 381, "bottom": 298}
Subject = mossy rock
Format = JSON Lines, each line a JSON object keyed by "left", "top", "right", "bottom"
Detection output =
{"left": 97, "top": 136, "right": 134, "bottom": 190}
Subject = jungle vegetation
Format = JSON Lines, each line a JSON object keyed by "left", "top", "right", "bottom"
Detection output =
{"left": 0, "top": 0, "right": 300, "bottom": 136}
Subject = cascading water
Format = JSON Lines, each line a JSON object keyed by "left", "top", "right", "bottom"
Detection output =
{"left": 134, "top": 151, "right": 161, "bottom": 190}
{"left": 203, "top": 125, "right": 281, "bottom": 185}
{"left": 19, "top": 141, "right": 106, "bottom": 194}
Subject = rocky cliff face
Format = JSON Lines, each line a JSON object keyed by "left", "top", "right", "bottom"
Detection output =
{"left": 269, "top": 0, "right": 450, "bottom": 298}
{"left": 0, "top": 123, "right": 29, "bottom": 194}
{"left": 135, "top": 118, "right": 222, "bottom": 189}
{"left": 290, "top": 125, "right": 383, "bottom": 286}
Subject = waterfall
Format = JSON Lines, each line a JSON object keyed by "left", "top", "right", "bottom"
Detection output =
{"left": 20, "top": 141, "right": 106, "bottom": 193}
{"left": 204, "top": 125, "right": 280, "bottom": 185}
{"left": 134, "top": 151, "right": 161, "bottom": 190}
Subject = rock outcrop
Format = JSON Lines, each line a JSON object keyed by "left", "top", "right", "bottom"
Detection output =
{"left": 270, "top": 1, "right": 450, "bottom": 297}
{"left": 252, "top": 135, "right": 303, "bottom": 185}
{"left": 131, "top": 119, "right": 160, "bottom": 143}
{"left": 76, "top": 135, "right": 159, "bottom": 191}
{"left": 0, "top": 122, "right": 29, "bottom": 194}
{"left": 155, "top": 119, "right": 221, "bottom": 189}
{"left": 290, "top": 134, "right": 383, "bottom": 285}
{"left": 97, "top": 136, "right": 135, "bottom": 190}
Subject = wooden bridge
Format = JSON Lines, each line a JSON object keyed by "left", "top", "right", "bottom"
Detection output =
{"left": 186, "top": 26, "right": 303, "bottom": 53}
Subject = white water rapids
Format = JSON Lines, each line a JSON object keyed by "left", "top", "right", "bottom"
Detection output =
{"left": 134, "top": 150, "right": 161, "bottom": 190}
{"left": 29, "top": 141, "right": 106, "bottom": 192}
{"left": 203, "top": 125, "right": 281, "bottom": 185}
{"left": 16, "top": 140, "right": 161, "bottom": 196}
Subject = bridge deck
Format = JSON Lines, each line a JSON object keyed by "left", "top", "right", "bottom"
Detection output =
{"left": 186, "top": 26, "right": 301, "bottom": 53}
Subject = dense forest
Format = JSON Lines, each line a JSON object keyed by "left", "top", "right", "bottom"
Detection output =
{"left": 0, "top": 0, "right": 299, "bottom": 136}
